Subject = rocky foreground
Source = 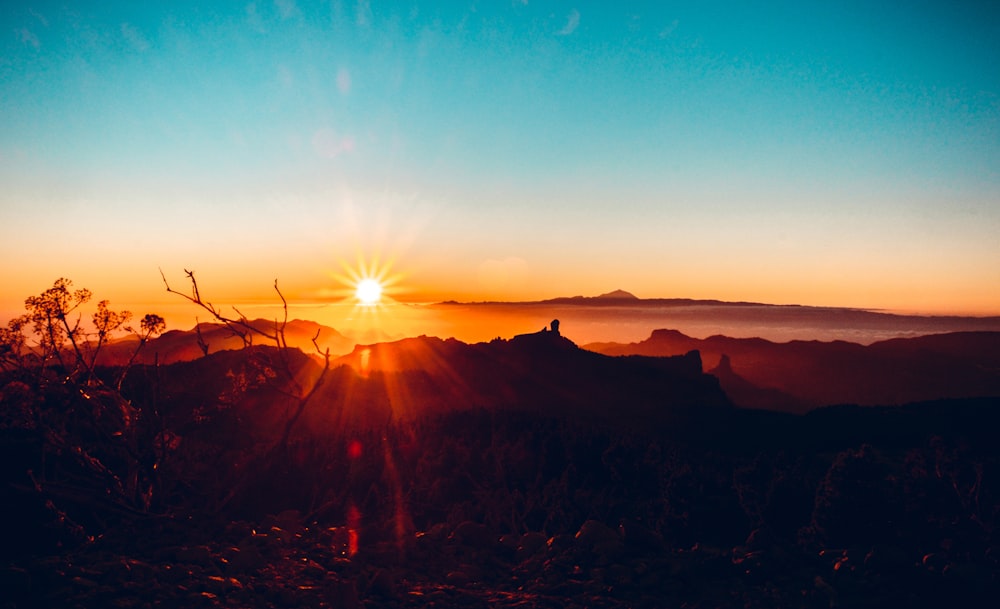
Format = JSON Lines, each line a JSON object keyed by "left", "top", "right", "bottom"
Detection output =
{"left": 5, "top": 508, "right": 996, "bottom": 609}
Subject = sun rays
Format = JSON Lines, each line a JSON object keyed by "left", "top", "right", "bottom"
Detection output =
{"left": 326, "top": 254, "right": 403, "bottom": 309}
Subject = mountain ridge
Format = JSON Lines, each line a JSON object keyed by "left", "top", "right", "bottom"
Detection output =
{"left": 99, "top": 318, "right": 355, "bottom": 365}
{"left": 586, "top": 328, "right": 1000, "bottom": 410}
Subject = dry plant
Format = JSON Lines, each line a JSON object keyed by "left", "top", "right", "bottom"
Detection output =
{"left": 159, "top": 268, "right": 331, "bottom": 447}
{"left": 0, "top": 278, "right": 168, "bottom": 546}
{"left": 160, "top": 269, "right": 333, "bottom": 510}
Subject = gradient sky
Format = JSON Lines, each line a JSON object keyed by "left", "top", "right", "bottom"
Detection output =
{"left": 2, "top": 1, "right": 999, "bottom": 325}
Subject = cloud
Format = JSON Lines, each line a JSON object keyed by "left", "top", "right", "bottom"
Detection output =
{"left": 246, "top": 2, "right": 266, "bottom": 33}
{"left": 121, "top": 23, "right": 149, "bottom": 52}
{"left": 557, "top": 8, "right": 580, "bottom": 36}
{"left": 337, "top": 68, "right": 351, "bottom": 94}
{"left": 274, "top": 0, "right": 300, "bottom": 20}
{"left": 478, "top": 257, "right": 528, "bottom": 292}
{"left": 311, "top": 128, "right": 355, "bottom": 158}
{"left": 17, "top": 28, "right": 40, "bottom": 49}
{"left": 29, "top": 9, "right": 48, "bottom": 27}
{"left": 356, "top": 0, "right": 372, "bottom": 27}
{"left": 658, "top": 19, "right": 679, "bottom": 39}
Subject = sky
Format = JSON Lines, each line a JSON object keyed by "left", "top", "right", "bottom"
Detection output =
{"left": 2, "top": 0, "right": 999, "bottom": 332}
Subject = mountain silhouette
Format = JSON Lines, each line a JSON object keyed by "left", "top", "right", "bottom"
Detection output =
{"left": 587, "top": 329, "right": 1000, "bottom": 409}
{"left": 595, "top": 289, "right": 639, "bottom": 300}
{"left": 99, "top": 318, "right": 354, "bottom": 365}
{"left": 124, "top": 325, "right": 731, "bottom": 437}
{"left": 706, "top": 354, "right": 807, "bottom": 412}
{"left": 321, "top": 327, "right": 731, "bottom": 429}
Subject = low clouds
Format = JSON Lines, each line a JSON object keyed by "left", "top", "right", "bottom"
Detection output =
{"left": 312, "top": 128, "right": 355, "bottom": 158}
{"left": 557, "top": 9, "right": 580, "bottom": 36}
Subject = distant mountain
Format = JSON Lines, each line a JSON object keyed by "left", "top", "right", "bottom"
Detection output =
{"left": 538, "top": 292, "right": 747, "bottom": 306}
{"left": 100, "top": 319, "right": 355, "bottom": 365}
{"left": 706, "top": 354, "right": 808, "bottom": 413}
{"left": 587, "top": 329, "right": 1000, "bottom": 410}
{"left": 439, "top": 293, "right": 779, "bottom": 307}
{"left": 595, "top": 289, "right": 639, "bottom": 300}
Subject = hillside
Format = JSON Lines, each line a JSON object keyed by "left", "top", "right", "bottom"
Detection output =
{"left": 97, "top": 318, "right": 355, "bottom": 365}
{"left": 587, "top": 329, "right": 1000, "bottom": 410}
{"left": 323, "top": 326, "right": 729, "bottom": 428}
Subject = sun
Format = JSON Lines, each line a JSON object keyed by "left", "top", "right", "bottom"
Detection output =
{"left": 325, "top": 253, "right": 402, "bottom": 308}
{"left": 355, "top": 278, "right": 383, "bottom": 306}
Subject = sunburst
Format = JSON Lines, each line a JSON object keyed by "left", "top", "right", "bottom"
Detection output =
{"left": 327, "top": 254, "right": 402, "bottom": 309}
{"left": 355, "top": 278, "right": 383, "bottom": 306}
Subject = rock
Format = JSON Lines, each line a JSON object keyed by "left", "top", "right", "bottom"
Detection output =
{"left": 203, "top": 575, "right": 242, "bottom": 594}
{"left": 744, "top": 526, "right": 776, "bottom": 551}
{"left": 222, "top": 545, "right": 267, "bottom": 575}
{"left": 301, "top": 558, "right": 328, "bottom": 580}
{"left": 174, "top": 545, "right": 215, "bottom": 567}
{"left": 446, "top": 570, "right": 471, "bottom": 586}
{"left": 575, "top": 520, "right": 619, "bottom": 549}
{"left": 546, "top": 534, "right": 575, "bottom": 555}
{"left": 263, "top": 584, "right": 302, "bottom": 606}
{"left": 71, "top": 576, "right": 99, "bottom": 589}
{"left": 619, "top": 519, "right": 664, "bottom": 552}
{"left": 592, "top": 540, "right": 626, "bottom": 566}
{"left": 517, "top": 532, "right": 549, "bottom": 561}
{"left": 323, "top": 577, "right": 363, "bottom": 609}
{"left": 320, "top": 526, "right": 355, "bottom": 558}
{"left": 457, "top": 563, "right": 485, "bottom": 582}
{"left": 223, "top": 520, "right": 256, "bottom": 541}
{"left": 423, "top": 522, "right": 450, "bottom": 541}
{"left": 367, "top": 568, "right": 397, "bottom": 599}
{"left": 268, "top": 525, "right": 295, "bottom": 544}
{"left": 449, "top": 521, "right": 498, "bottom": 551}
{"left": 607, "top": 563, "right": 634, "bottom": 586}
{"left": 922, "top": 552, "right": 947, "bottom": 573}
{"left": 271, "top": 509, "right": 304, "bottom": 530}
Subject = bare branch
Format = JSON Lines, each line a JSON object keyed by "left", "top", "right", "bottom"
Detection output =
{"left": 162, "top": 269, "right": 331, "bottom": 447}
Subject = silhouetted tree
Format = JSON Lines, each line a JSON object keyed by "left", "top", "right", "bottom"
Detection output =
{"left": 0, "top": 279, "right": 167, "bottom": 555}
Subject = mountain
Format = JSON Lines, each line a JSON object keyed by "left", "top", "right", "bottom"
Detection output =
{"left": 322, "top": 327, "right": 731, "bottom": 429}
{"left": 119, "top": 326, "right": 731, "bottom": 436}
{"left": 99, "top": 319, "right": 355, "bottom": 365}
{"left": 595, "top": 289, "right": 639, "bottom": 300}
{"left": 586, "top": 329, "right": 1000, "bottom": 410}
{"left": 431, "top": 296, "right": 1000, "bottom": 346}
{"left": 706, "top": 354, "right": 807, "bottom": 413}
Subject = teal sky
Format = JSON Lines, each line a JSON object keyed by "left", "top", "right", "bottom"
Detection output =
{"left": 2, "top": 1, "right": 999, "bottom": 318}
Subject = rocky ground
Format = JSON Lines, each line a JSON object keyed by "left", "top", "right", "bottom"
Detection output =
{"left": 5, "top": 510, "right": 997, "bottom": 609}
